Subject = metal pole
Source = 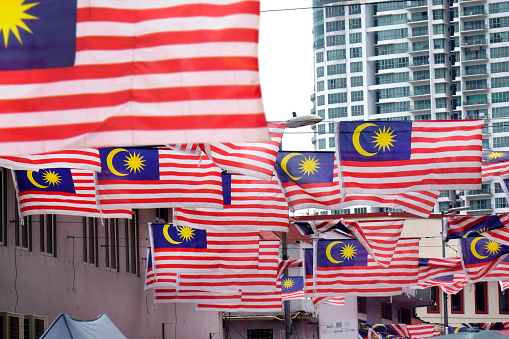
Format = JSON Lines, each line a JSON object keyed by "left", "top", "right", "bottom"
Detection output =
{"left": 441, "top": 211, "right": 449, "bottom": 328}
{"left": 282, "top": 232, "right": 291, "bottom": 339}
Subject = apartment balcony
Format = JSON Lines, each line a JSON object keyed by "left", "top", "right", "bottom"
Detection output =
{"left": 462, "top": 9, "right": 487, "bottom": 17}
{"left": 409, "top": 45, "right": 430, "bottom": 53}
{"left": 466, "top": 188, "right": 492, "bottom": 197}
{"left": 460, "top": 0, "right": 486, "bottom": 4}
{"left": 461, "top": 23, "right": 487, "bottom": 33}
{"left": 408, "top": 33, "right": 429, "bottom": 40}
{"left": 462, "top": 39, "right": 487, "bottom": 47}
{"left": 463, "top": 99, "right": 490, "bottom": 106}
{"left": 462, "top": 85, "right": 489, "bottom": 92}
{"left": 408, "top": 16, "right": 429, "bottom": 24}
{"left": 407, "top": 0, "right": 428, "bottom": 10}
{"left": 409, "top": 106, "right": 431, "bottom": 112}
{"left": 408, "top": 61, "right": 430, "bottom": 68}
{"left": 408, "top": 77, "right": 430, "bottom": 83}
{"left": 409, "top": 92, "right": 431, "bottom": 98}
{"left": 462, "top": 49, "right": 487, "bottom": 62}
{"left": 462, "top": 70, "right": 488, "bottom": 78}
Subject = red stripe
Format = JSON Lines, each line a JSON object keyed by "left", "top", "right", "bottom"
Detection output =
{"left": 342, "top": 156, "right": 481, "bottom": 168}
{"left": 343, "top": 178, "right": 481, "bottom": 190}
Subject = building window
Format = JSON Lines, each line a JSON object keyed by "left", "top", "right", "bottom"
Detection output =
{"left": 316, "top": 52, "right": 323, "bottom": 63}
{"left": 126, "top": 211, "right": 140, "bottom": 276}
{"left": 318, "top": 139, "right": 326, "bottom": 150}
{"left": 354, "top": 207, "right": 367, "bottom": 214}
{"left": 318, "top": 124, "right": 326, "bottom": 135}
{"left": 451, "top": 290, "right": 464, "bottom": 314}
{"left": 351, "top": 91, "right": 364, "bottom": 102}
{"left": 327, "top": 49, "right": 346, "bottom": 61}
{"left": 15, "top": 215, "right": 32, "bottom": 251}
{"left": 328, "top": 63, "right": 346, "bottom": 75}
{"left": 105, "top": 219, "right": 119, "bottom": 271}
{"left": 351, "top": 76, "right": 363, "bottom": 87}
{"left": 358, "top": 297, "right": 367, "bottom": 313}
{"left": 247, "top": 329, "right": 273, "bottom": 339}
{"left": 40, "top": 215, "right": 56, "bottom": 257}
{"left": 349, "top": 4, "right": 361, "bottom": 14}
{"left": 317, "top": 95, "right": 325, "bottom": 106}
{"left": 350, "top": 47, "right": 362, "bottom": 58}
{"left": 83, "top": 217, "right": 98, "bottom": 266}
{"left": 500, "top": 289, "right": 509, "bottom": 314}
{"left": 350, "top": 33, "right": 362, "bottom": 44}
{"left": 329, "top": 137, "right": 335, "bottom": 148}
{"left": 0, "top": 169, "right": 6, "bottom": 246}
{"left": 428, "top": 286, "right": 440, "bottom": 313}
{"left": 316, "top": 66, "right": 324, "bottom": 77}
{"left": 399, "top": 307, "right": 412, "bottom": 324}
{"left": 496, "top": 197, "right": 508, "bottom": 208}
{"left": 318, "top": 109, "right": 325, "bottom": 119}
{"left": 326, "top": 20, "right": 345, "bottom": 32}
{"left": 381, "top": 302, "right": 392, "bottom": 320}
{"left": 328, "top": 78, "right": 346, "bottom": 89}
{"left": 328, "top": 93, "right": 347, "bottom": 104}
{"left": 329, "top": 107, "right": 348, "bottom": 119}
{"left": 317, "top": 81, "right": 324, "bottom": 92}
{"left": 326, "top": 34, "right": 345, "bottom": 46}
{"left": 475, "top": 282, "right": 488, "bottom": 314}
{"left": 326, "top": 6, "right": 345, "bottom": 17}
{"left": 351, "top": 105, "right": 364, "bottom": 116}
{"left": 349, "top": 18, "right": 362, "bottom": 29}
{"left": 350, "top": 61, "right": 363, "bottom": 73}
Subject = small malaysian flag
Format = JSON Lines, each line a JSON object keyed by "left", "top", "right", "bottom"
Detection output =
{"left": 482, "top": 150, "right": 509, "bottom": 181}
{"left": 175, "top": 173, "right": 289, "bottom": 232}
{"left": 459, "top": 235, "right": 509, "bottom": 282}
{"left": 281, "top": 276, "right": 305, "bottom": 300}
{"left": 0, "top": 148, "right": 102, "bottom": 171}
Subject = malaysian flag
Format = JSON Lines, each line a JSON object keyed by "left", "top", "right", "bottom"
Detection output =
{"left": 200, "top": 122, "right": 285, "bottom": 181}
{"left": 281, "top": 276, "right": 305, "bottom": 300}
{"left": 406, "top": 324, "right": 435, "bottom": 338}
{"left": 445, "top": 214, "right": 509, "bottom": 246}
{"left": 97, "top": 147, "right": 224, "bottom": 209}
{"left": 144, "top": 247, "right": 177, "bottom": 291}
{"left": 275, "top": 151, "right": 342, "bottom": 211}
{"left": 417, "top": 257, "right": 463, "bottom": 283}
{"left": 501, "top": 281, "right": 509, "bottom": 292}
{"left": 0, "top": 148, "right": 102, "bottom": 171}
{"left": 149, "top": 223, "right": 260, "bottom": 274}
{"left": 175, "top": 173, "right": 289, "bottom": 232}
{"left": 337, "top": 120, "right": 483, "bottom": 194}
{"left": 0, "top": 0, "right": 269, "bottom": 156}
{"left": 277, "top": 259, "right": 302, "bottom": 279}
{"left": 13, "top": 168, "right": 131, "bottom": 219}
{"left": 482, "top": 150, "right": 509, "bottom": 181}
{"left": 153, "top": 288, "right": 242, "bottom": 305}
{"left": 311, "top": 296, "right": 345, "bottom": 307}
{"left": 304, "top": 238, "right": 419, "bottom": 297}
{"left": 459, "top": 236, "right": 509, "bottom": 282}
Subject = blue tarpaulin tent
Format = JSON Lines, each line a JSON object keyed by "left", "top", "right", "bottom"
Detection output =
{"left": 40, "top": 314, "right": 127, "bottom": 339}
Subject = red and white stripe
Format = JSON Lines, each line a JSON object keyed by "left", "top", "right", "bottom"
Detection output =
{"left": 312, "top": 296, "right": 346, "bottom": 307}
{"left": 482, "top": 159, "right": 509, "bottom": 181}
{"left": 175, "top": 174, "right": 289, "bottom": 232}
{"left": 340, "top": 191, "right": 440, "bottom": 218}
{"left": 200, "top": 122, "right": 285, "bottom": 181}
{"left": 418, "top": 257, "right": 463, "bottom": 283}
{"left": 277, "top": 259, "right": 302, "bottom": 279}
{"left": 153, "top": 288, "right": 242, "bottom": 305}
{"left": 0, "top": 0, "right": 269, "bottom": 156}
{"left": 144, "top": 248, "right": 178, "bottom": 290}
{"left": 338, "top": 120, "right": 483, "bottom": 194}
{"left": 0, "top": 148, "right": 102, "bottom": 171}
{"left": 406, "top": 324, "right": 435, "bottom": 338}
{"left": 445, "top": 214, "right": 509, "bottom": 243}
{"left": 500, "top": 281, "right": 509, "bottom": 291}
{"left": 196, "top": 281, "right": 282, "bottom": 312}
{"left": 98, "top": 148, "right": 224, "bottom": 209}
{"left": 278, "top": 153, "right": 343, "bottom": 212}
{"left": 306, "top": 238, "right": 419, "bottom": 297}
{"left": 150, "top": 228, "right": 261, "bottom": 274}
{"left": 13, "top": 169, "right": 131, "bottom": 219}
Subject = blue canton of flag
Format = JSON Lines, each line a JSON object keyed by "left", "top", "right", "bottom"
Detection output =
{"left": 222, "top": 173, "right": 232, "bottom": 206}
{"left": 97, "top": 148, "right": 160, "bottom": 180}
{"left": 275, "top": 151, "right": 334, "bottom": 184}
{"left": 447, "top": 215, "right": 506, "bottom": 240}
{"left": 317, "top": 239, "right": 368, "bottom": 268}
{"left": 460, "top": 236, "right": 509, "bottom": 266}
{"left": 15, "top": 168, "right": 75, "bottom": 193}
{"left": 304, "top": 248, "right": 313, "bottom": 276}
{"left": 0, "top": 0, "right": 77, "bottom": 70}
{"left": 152, "top": 223, "right": 207, "bottom": 250}
{"left": 482, "top": 150, "right": 509, "bottom": 164}
{"left": 339, "top": 121, "right": 412, "bottom": 162}
{"left": 294, "top": 222, "right": 315, "bottom": 235}
{"left": 281, "top": 276, "right": 304, "bottom": 294}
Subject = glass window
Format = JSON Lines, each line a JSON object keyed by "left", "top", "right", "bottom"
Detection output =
{"left": 496, "top": 182, "right": 504, "bottom": 193}
{"left": 328, "top": 93, "right": 347, "bottom": 104}
{"left": 377, "top": 72, "right": 410, "bottom": 84}
{"left": 350, "top": 47, "right": 362, "bottom": 58}
{"left": 349, "top": 18, "right": 362, "bottom": 29}
{"left": 492, "top": 61, "right": 509, "bottom": 73}
{"left": 376, "top": 14, "right": 408, "bottom": 26}
{"left": 433, "top": 24, "right": 445, "bottom": 34}
{"left": 493, "top": 107, "right": 509, "bottom": 118}
{"left": 317, "top": 81, "right": 324, "bottom": 92}
{"left": 349, "top": 4, "right": 361, "bottom": 14}
{"left": 316, "top": 66, "right": 324, "bottom": 78}
{"left": 491, "top": 47, "right": 509, "bottom": 58}
{"left": 436, "top": 98, "right": 447, "bottom": 108}
{"left": 125, "top": 211, "right": 140, "bottom": 276}
{"left": 376, "top": 43, "right": 408, "bottom": 56}
{"left": 351, "top": 76, "right": 363, "bottom": 87}
{"left": 328, "top": 137, "right": 335, "bottom": 148}
{"left": 354, "top": 207, "right": 367, "bottom": 214}
{"left": 434, "top": 53, "right": 446, "bottom": 64}
{"left": 435, "top": 83, "right": 447, "bottom": 93}
{"left": 317, "top": 95, "right": 325, "bottom": 106}
{"left": 15, "top": 215, "right": 32, "bottom": 251}
{"left": 427, "top": 286, "right": 440, "bottom": 313}
{"left": 433, "top": 9, "right": 444, "bottom": 20}
{"left": 327, "top": 63, "right": 346, "bottom": 75}
{"left": 496, "top": 197, "right": 508, "bottom": 208}
{"left": 0, "top": 169, "right": 6, "bottom": 246}
{"left": 326, "top": 20, "right": 345, "bottom": 32}
{"left": 105, "top": 219, "right": 119, "bottom": 271}
{"left": 351, "top": 105, "right": 364, "bottom": 116}
{"left": 351, "top": 91, "right": 364, "bottom": 102}
{"left": 327, "top": 49, "right": 346, "bottom": 61}
{"left": 412, "top": 26, "right": 429, "bottom": 37}
{"left": 475, "top": 282, "right": 488, "bottom": 314}
{"left": 350, "top": 62, "right": 363, "bottom": 73}
{"left": 326, "top": 34, "right": 345, "bottom": 46}
{"left": 379, "top": 87, "right": 410, "bottom": 99}
{"left": 492, "top": 92, "right": 509, "bottom": 103}
{"left": 329, "top": 107, "right": 348, "bottom": 118}
{"left": 318, "top": 124, "right": 326, "bottom": 135}
{"left": 500, "top": 289, "right": 509, "bottom": 314}
{"left": 83, "top": 217, "right": 98, "bottom": 266}
{"left": 491, "top": 32, "right": 509, "bottom": 43}
{"left": 350, "top": 33, "right": 362, "bottom": 44}
{"left": 490, "top": 2, "right": 509, "bottom": 14}
{"left": 318, "top": 139, "right": 326, "bottom": 150}
{"left": 451, "top": 290, "right": 464, "bottom": 314}
{"left": 40, "top": 215, "right": 56, "bottom": 257}
{"left": 326, "top": 5, "right": 345, "bottom": 17}
{"left": 434, "top": 39, "right": 445, "bottom": 49}
{"left": 328, "top": 78, "right": 347, "bottom": 89}
{"left": 316, "top": 52, "right": 323, "bottom": 63}
{"left": 377, "top": 28, "right": 408, "bottom": 41}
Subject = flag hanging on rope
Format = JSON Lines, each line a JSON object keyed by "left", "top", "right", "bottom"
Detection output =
{"left": 445, "top": 214, "right": 509, "bottom": 246}
{"left": 275, "top": 151, "right": 343, "bottom": 211}
{"left": 149, "top": 223, "right": 260, "bottom": 274}
{"left": 13, "top": 168, "right": 131, "bottom": 219}
{"left": 459, "top": 235, "right": 509, "bottom": 282}
{"left": 175, "top": 173, "right": 289, "bottom": 232}
{"left": 482, "top": 150, "right": 509, "bottom": 181}
{"left": 97, "top": 147, "right": 224, "bottom": 209}
{"left": 0, "top": 148, "right": 102, "bottom": 171}
{"left": 337, "top": 120, "right": 483, "bottom": 194}
{"left": 0, "top": 0, "right": 269, "bottom": 156}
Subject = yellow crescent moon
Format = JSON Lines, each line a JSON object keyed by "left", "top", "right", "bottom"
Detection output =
{"left": 462, "top": 230, "right": 475, "bottom": 238}
{"left": 470, "top": 237, "right": 488, "bottom": 259}
{"left": 27, "top": 171, "right": 48, "bottom": 189}
{"left": 372, "top": 324, "right": 387, "bottom": 331}
{"left": 281, "top": 152, "right": 304, "bottom": 181}
{"left": 454, "top": 327, "right": 462, "bottom": 334}
{"left": 326, "top": 241, "right": 343, "bottom": 264}
{"left": 107, "top": 148, "right": 129, "bottom": 177}
{"left": 163, "top": 224, "right": 182, "bottom": 245}
{"left": 353, "top": 123, "right": 378, "bottom": 157}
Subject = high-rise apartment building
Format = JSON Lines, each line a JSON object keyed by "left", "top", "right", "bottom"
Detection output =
{"left": 311, "top": 0, "right": 509, "bottom": 215}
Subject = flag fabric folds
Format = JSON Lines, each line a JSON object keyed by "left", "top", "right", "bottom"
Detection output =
{"left": 97, "top": 147, "right": 224, "bottom": 209}
{"left": 149, "top": 223, "right": 260, "bottom": 274}
{"left": 459, "top": 235, "right": 509, "bottom": 282}
{"left": 199, "top": 122, "right": 285, "bottom": 181}
{"left": 336, "top": 120, "right": 483, "bottom": 194}
{"left": 417, "top": 257, "right": 463, "bottom": 283}
{"left": 482, "top": 150, "right": 509, "bottom": 181}
{"left": 13, "top": 168, "right": 131, "bottom": 218}
{"left": 275, "top": 151, "right": 343, "bottom": 211}
{"left": 175, "top": 173, "right": 289, "bottom": 232}
{"left": 0, "top": 148, "right": 102, "bottom": 171}
{"left": 277, "top": 259, "right": 302, "bottom": 279}
{"left": 281, "top": 276, "right": 305, "bottom": 300}
{"left": 445, "top": 214, "right": 509, "bottom": 244}
{"left": 153, "top": 288, "right": 242, "bottom": 305}
{"left": 0, "top": 0, "right": 269, "bottom": 156}
{"left": 500, "top": 281, "right": 509, "bottom": 291}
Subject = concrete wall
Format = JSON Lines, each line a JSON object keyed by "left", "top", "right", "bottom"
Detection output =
{"left": 0, "top": 178, "right": 222, "bottom": 338}
{"left": 226, "top": 318, "right": 318, "bottom": 339}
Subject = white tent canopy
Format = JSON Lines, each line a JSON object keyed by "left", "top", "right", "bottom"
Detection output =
{"left": 40, "top": 313, "right": 127, "bottom": 339}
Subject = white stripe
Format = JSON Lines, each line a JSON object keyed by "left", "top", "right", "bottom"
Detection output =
{"left": 77, "top": 0, "right": 255, "bottom": 10}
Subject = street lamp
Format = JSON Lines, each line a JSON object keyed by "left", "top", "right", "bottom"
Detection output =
{"left": 441, "top": 205, "right": 470, "bottom": 329}
{"left": 281, "top": 113, "right": 323, "bottom": 339}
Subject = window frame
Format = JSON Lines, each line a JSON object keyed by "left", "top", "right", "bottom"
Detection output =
{"left": 105, "top": 219, "right": 120, "bottom": 271}
{"left": 40, "top": 214, "right": 57, "bottom": 257}
{"left": 125, "top": 210, "right": 140, "bottom": 276}
{"left": 83, "top": 217, "right": 99, "bottom": 267}
{"left": 500, "top": 288, "right": 509, "bottom": 314}
{"left": 451, "top": 290, "right": 464, "bottom": 314}
{"left": 475, "top": 282, "right": 489, "bottom": 314}
{"left": 15, "top": 215, "right": 33, "bottom": 252}
{"left": 427, "top": 286, "right": 440, "bottom": 313}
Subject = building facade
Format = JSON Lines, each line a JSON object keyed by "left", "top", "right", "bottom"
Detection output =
{"left": 311, "top": 0, "right": 509, "bottom": 215}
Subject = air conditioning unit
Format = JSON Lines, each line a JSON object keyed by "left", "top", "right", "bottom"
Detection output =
{"left": 24, "top": 315, "right": 48, "bottom": 339}
{"left": 0, "top": 312, "right": 24, "bottom": 339}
